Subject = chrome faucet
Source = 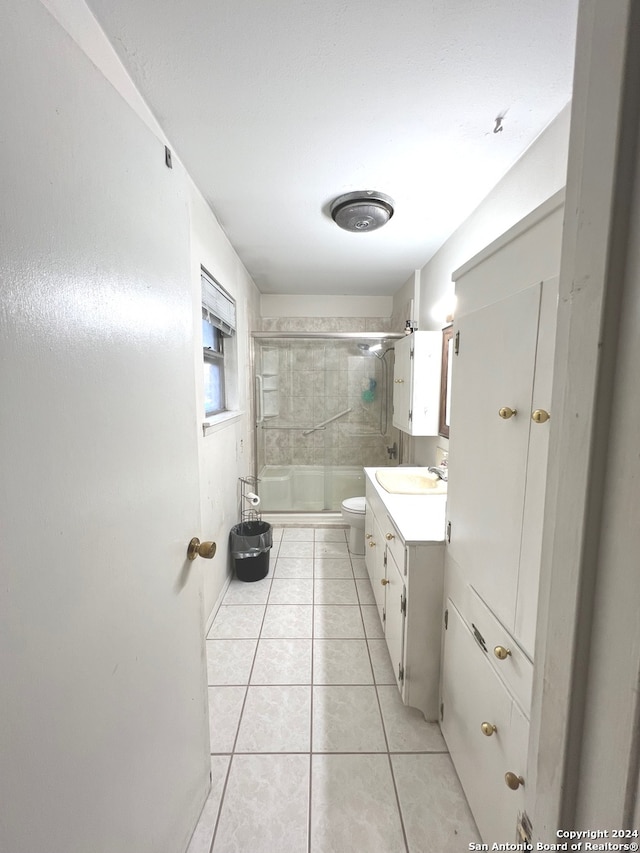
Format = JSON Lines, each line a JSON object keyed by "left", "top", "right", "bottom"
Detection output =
{"left": 427, "top": 465, "right": 448, "bottom": 481}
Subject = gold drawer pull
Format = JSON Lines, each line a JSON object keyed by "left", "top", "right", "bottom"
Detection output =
{"left": 365, "top": 533, "right": 373, "bottom": 539}
{"left": 532, "top": 409, "right": 550, "bottom": 423}
{"left": 369, "top": 541, "right": 376, "bottom": 548}
{"left": 381, "top": 578, "right": 390, "bottom": 586}
{"left": 493, "top": 645, "right": 512, "bottom": 660}
{"left": 505, "top": 772, "right": 525, "bottom": 790}
{"left": 498, "top": 407, "right": 517, "bottom": 419}
{"left": 481, "top": 722, "right": 497, "bottom": 737}
{"left": 394, "top": 378, "right": 405, "bottom": 384}
{"left": 385, "top": 533, "right": 395, "bottom": 541}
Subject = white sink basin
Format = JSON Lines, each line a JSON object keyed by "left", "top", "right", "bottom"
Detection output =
{"left": 375, "top": 469, "right": 447, "bottom": 495}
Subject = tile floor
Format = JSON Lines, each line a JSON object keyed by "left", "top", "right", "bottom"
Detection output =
{"left": 188, "top": 526, "right": 480, "bottom": 853}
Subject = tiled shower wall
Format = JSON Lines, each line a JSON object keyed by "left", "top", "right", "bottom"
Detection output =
{"left": 256, "top": 318, "right": 396, "bottom": 470}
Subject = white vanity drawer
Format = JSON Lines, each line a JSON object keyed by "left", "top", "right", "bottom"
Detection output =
{"left": 441, "top": 599, "right": 529, "bottom": 842}
{"left": 382, "top": 513, "right": 406, "bottom": 573}
{"left": 445, "top": 555, "right": 533, "bottom": 714}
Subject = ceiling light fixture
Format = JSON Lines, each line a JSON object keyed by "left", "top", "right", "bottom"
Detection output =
{"left": 330, "top": 191, "right": 395, "bottom": 233}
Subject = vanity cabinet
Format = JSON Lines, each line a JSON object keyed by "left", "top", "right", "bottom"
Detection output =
{"left": 392, "top": 332, "right": 442, "bottom": 436}
{"left": 441, "top": 191, "right": 564, "bottom": 841}
{"left": 364, "top": 468, "right": 446, "bottom": 720}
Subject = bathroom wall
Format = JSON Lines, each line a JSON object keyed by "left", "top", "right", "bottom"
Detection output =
{"left": 396, "top": 103, "right": 572, "bottom": 466}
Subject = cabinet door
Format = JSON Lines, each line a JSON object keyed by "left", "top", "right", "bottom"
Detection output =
{"left": 447, "top": 284, "right": 541, "bottom": 633}
{"left": 441, "top": 600, "right": 528, "bottom": 843}
{"left": 384, "top": 547, "right": 406, "bottom": 696}
{"left": 370, "top": 511, "right": 387, "bottom": 622}
{"left": 392, "top": 335, "right": 412, "bottom": 433}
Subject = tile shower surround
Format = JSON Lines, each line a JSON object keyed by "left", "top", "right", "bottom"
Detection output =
{"left": 189, "top": 526, "right": 480, "bottom": 853}
{"left": 256, "top": 331, "right": 394, "bottom": 470}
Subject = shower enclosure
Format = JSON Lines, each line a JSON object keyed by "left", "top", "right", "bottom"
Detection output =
{"left": 253, "top": 333, "right": 400, "bottom": 514}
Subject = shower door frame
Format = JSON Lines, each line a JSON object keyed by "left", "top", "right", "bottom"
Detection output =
{"left": 251, "top": 331, "right": 402, "bottom": 515}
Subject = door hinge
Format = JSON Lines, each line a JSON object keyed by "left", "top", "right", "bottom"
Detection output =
{"left": 446, "top": 521, "right": 451, "bottom": 543}
{"left": 408, "top": 409, "right": 413, "bottom": 423}
{"left": 383, "top": 550, "right": 387, "bottom": 568}
{"left": 382, "top": 608, "right": 386, "bottom": 623}
{"left": 400, "top": 589, "right": 407, "bottom": 616}
{"left": 454, "top": 330, "right": 460, "bottom": 355}
{"left": 440, "top": 701, "right": 444, "bottom": 722}
{"left": 398, "top": 663, "right": 405, "bottom": 683}
{"left": 444, "top": 608, "right": 449, "bottom": 630}
{"left": 410, "top": 348, "right": 414, "bottom": 359}
{"left": 517, "top": 812, "right": 533, "bottom": 845}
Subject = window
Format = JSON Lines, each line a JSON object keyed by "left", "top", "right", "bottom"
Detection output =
{"left": 201, "top": 267, "right": 236, "bottom": 418}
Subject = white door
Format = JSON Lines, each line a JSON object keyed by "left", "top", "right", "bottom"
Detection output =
{"left": 0, "top": 5, "right": 209, "bottom": 853}
{"left": 447, "top": 284, "right": 541, "bottom": 633}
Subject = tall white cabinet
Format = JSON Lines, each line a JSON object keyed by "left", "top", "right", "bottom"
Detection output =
{"left": 440, "top": 192, "right": 564, "bottom": 841}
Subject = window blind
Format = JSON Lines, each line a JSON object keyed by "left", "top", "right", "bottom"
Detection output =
{"left": 201, "top": 268, "right": 236, "bottom": 336}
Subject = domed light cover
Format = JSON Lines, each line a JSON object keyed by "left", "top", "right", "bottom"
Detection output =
{"left": 330, "top": 191, "right": 395, "bottom": 232}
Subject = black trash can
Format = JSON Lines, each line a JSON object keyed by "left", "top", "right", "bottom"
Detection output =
{"left": 230, "top": 520, "right": 273, "bottom": 582}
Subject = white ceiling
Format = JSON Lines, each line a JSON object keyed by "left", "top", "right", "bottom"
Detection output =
{"left": 85, "top": 0, "right": 578, "bottom": 296}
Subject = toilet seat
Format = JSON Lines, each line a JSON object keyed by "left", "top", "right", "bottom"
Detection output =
{"left": 342, "top": 496, "right": 366, "bottom": 514}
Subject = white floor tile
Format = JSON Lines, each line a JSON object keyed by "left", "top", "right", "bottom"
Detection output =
{"left": 273, "top": 557, "right": 313, "bottom": 578}
{"left": 207, "top": 605, "right": 265, "bottom": 639}
{"left": 361, "top": 605, "right": 385, "bottom": 638}
{"left": 392, "top": 753, "right": 481, "bottom": 851}
{"left": 313, "top": 605, "right": 364, "bottom": 638}
{"left": 314, "top": 528, "right": 348, "bottom": 542}
{"left": 261, "top": 604, "right": 313, "bottom": 638}
{"left": 270, "top": 527, "right": 284, "bottom": 543}
{"left": 268, "top": 578, "right": 314, "bottom": 604}
{"left": 281, "top": 527, "right": 315, "bottom": 541}
{"left": 212, "top": 754, "right": 309, "bottom": 853}
{"left": 350, "top": 556, "right": 368, "bottom": 578}
{"left": 186, "top": 756, "right": 230, "bottom": 853}
{"left": 314, "top": 558, "right": 353, "bottom": 578}
{"left": 377, "top": 685, "right": 447, "bottom": 752}
{"left": 208, "top": 686, "right": 246, "bottom": 752}
{"left": 206, "top": 639, "right": 257, "bottom": 686}
{"left": 315, "top": 541, "right": 350, "bottom": 558}
{"left": 250, "top": 638, "right": 312, "bottom": 684}
{"left": 235, "top": 685, "right": 311, "bottom": 752}
{"left": 367, "top": 639, "right": 397, "bottom": 685}
{"left": 314, "top": 578, "right": 358, "bottom": 605}
{"left": 355, "top": 577, "right": 376, "bottom": 605}
{"left": 310, "top": 754, "right": 406, "bottom": 853}
{"left": 277, "top": 541, "right": 314, "bottom": 559}
{"left": 313, "top": 639, "right": 374, "bottom": 684}
{"left": 223, "top": 578, "right": 271, "bottom": 605}
{"left": 312, "top": 686, "right": 386, "bottom": 752}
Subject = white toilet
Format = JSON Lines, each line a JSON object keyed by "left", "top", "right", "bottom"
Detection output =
{"left": 340, "top": 496, "right": 366, "bottom": 555}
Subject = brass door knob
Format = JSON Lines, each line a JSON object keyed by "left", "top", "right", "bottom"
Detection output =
{"left": 481, "top": 722, "right": 497, "bottom": 737}
{"left": 505, "top": 772, "right": 525, "bottom": 790}
{"left": 532, "top": 409, "right": 550, "bottom": 423}
{"left": 381, "top": 578, "right": 390, "bottom": 586}
{"left": 187, "top": 538, "right": 217, "bottom": 561}
{"left": 385, "top": 533, "right": 395, "bottom": 541}
{"left": 499, "top": 407, "right": 517, "bottom": 419}
{"left": 494, "top": 645, "right": 512, "bottom": 660}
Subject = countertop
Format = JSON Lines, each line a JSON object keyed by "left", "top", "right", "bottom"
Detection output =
{"left": 364, "top": 467, "right": 447, "bottom": 545}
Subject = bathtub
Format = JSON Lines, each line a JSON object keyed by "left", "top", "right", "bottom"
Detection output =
{"left": 257, "top": 465, "right": 365, "bottom": 512}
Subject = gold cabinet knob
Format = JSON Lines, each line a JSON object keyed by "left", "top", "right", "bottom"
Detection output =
{"left": 381, "top": 578, "right": 390, "bottom": 586}
{"left": 498, "top": 407, "right": 517, "bottom": 419}
{"left": 481, "top": 722, "right": 497, "bottom": 737}
{"left": 187, "top": 538, "right": 217, "bottom": 561}
{"left": 532, "top": 409, "right": 550, "bottom": 423}
{"left": 505, "top": 772, "right": 525, "bottom": 790}
{"left": 369, "top": 540, "right": 376, "bottom": 548}
{"left": 385, "top": 533, "right": 395, "bottom": 541}
{"left": 493, "top": 645, "right": 512, "bottom": 660}
{"left": 394, "top": 378, "right": 405, "bottom": 384}
{"left": 365, "top": 533, "right": 373, "bottom": 539}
